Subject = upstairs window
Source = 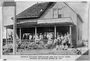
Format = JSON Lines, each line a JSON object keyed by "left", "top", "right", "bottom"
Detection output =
{"left": 58, "top": 9, "right": 63, "bottom": 18}
{"left": 53, "top": 9, "right": 63, "bottom": 18}
{"left": 53, "top": 9, "right": 58, "bottom": 18}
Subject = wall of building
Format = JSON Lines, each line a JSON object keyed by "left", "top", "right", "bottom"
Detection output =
{"left": 42, "top": 2, "right": 77, "bottom": 25}
{"left": 72, "top": 26, "right": 77, "bottom": 47}
{"left": 77, "top": 15, "right": 83, "bottom": 47}
{"left": 41, "top": 2, "right": 78, "bottom": 47}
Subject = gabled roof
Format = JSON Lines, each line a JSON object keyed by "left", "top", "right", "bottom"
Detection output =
{"left": 64, "top": 2, "right": 83, "bottom": 23}
{"left": 16, "top": 2, "right": 53, "bottom": 19}
{"left": 7, "top": 2, "right": 83, "bottom": 29}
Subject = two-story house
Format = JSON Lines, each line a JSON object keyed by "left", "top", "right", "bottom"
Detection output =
{"left": 5, "top": 2, "right": 83, "bottom": 48}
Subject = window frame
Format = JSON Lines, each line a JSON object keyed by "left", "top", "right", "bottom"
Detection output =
{"left": 53, "top": 8, "right": 63, "bottom": 18}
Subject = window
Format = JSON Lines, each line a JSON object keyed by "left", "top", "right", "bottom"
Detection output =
{"left": 53, "top": 9, "right": 58, "bottom": 18}
{"left": 58, "top": 9, "right": 63, "bottom": 18}
{"left": 53, "top": 9, "right": 63, "bottom": 18}
{"left": 58, "top": 14, "right": 62, "bottom": 18}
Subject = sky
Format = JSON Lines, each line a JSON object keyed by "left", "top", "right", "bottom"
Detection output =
{"left": 2, "top": 1, "right": 89, "bottom": 40}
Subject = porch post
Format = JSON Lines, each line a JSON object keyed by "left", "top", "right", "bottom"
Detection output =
{"left": 69, "top": 25, "right": 72, "bottom": 47}
{"left": 6, "top": 28, "right": 8, "bottom": 45}
{"left": 54, "top": 26, "right": 56, "bottom": 38}
{"left": 19, "top": 28, "right": 21, "bottom": 43}
{"left": 35, "top": 26, "right": 37, "bottom": 42}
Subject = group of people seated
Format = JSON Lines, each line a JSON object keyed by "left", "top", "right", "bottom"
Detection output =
{"left": 54, "top": 33, "right": 71, "bottom": 50}
{"left": 43, "top": 32, "right": 71, "bottom": 50}
{"left": 20, "top": 32, "right": 71, "bottom": 50}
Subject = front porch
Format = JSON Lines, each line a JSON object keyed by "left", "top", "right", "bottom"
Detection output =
{"left": 4, "top": 18, "right": 77, "bottom": 55}
{"left": 4, "top": 24, "right": 76, "bottom": 54}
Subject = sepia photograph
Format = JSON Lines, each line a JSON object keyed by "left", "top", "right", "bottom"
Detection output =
{"left": 1, "top": 0, "right": 90, "bottom": 60}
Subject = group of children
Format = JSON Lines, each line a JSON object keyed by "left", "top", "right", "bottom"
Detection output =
{"left": 45, "top": 32, "right": 71, "bottom": 50}
{"left": 22, "top": 32, "right": 71, "bottom": 50}
{"left": 54, "top": 33, "right": 71, "bottom": 50}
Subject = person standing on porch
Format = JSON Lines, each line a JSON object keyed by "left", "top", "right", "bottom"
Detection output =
{"left": 29, "top": 34, "right": 32, "bottom": 41}
{"left": 66, "top": 32, "right": 71, "bottom": 47}
{"left": 39, "top": 33, "right": 43, "bottom": 40}
{"left": 60, "top": 35, "right": 64, "bottom": 50}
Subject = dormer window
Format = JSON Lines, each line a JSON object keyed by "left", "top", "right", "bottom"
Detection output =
{"left": 53, "top": 9, "right": 63, "bottom": 18}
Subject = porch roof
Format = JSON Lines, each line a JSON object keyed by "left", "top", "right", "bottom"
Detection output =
{"left": 5, "top": 18, "right": 75, "bottom": 28}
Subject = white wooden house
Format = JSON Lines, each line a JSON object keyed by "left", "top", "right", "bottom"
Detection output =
{"left": 5, "top": 2, "right": 83, "bottom": 48}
